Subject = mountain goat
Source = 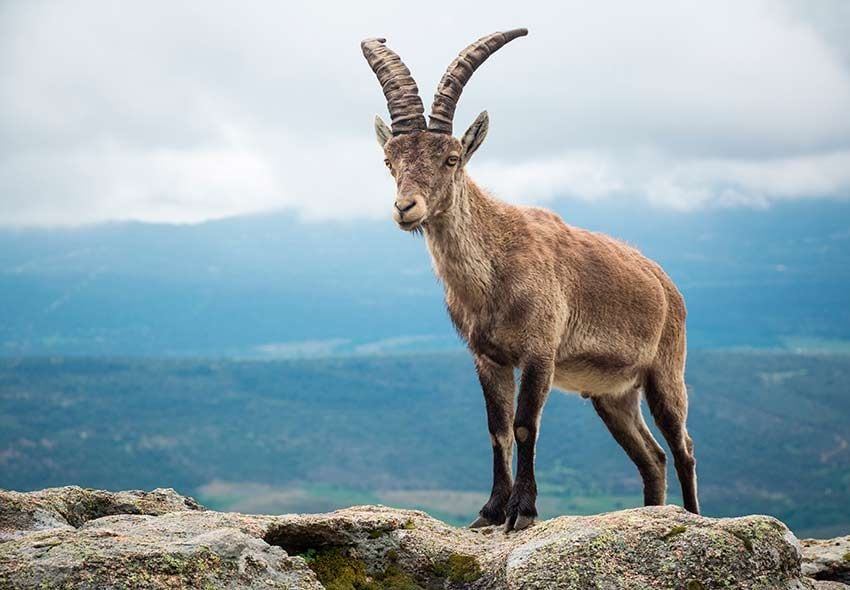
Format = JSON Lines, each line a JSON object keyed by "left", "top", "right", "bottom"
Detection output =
{"left": 362, "top": 28, "right": 698, "bottom": 531}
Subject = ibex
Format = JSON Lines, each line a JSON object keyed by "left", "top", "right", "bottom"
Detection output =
{"left": 362, "top": 29, "right": 698, "bottom": 531}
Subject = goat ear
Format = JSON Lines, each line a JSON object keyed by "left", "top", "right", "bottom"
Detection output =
{"left": 374, "top": 115, "right": 393, "bottom": 147}
{"left": 461, "top": 111, "right": 489, "bottom": 163}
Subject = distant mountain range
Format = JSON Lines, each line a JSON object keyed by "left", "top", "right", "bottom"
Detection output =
{"left": 1, "top": 198, "right": 849, "bottom": 356}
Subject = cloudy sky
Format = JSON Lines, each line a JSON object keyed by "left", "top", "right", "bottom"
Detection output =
{"left": 2, "top": 0, "right": 850, "bottom": 226}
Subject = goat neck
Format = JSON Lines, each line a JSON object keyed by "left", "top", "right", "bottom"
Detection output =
{"left": 423, "top": 175, "right": 504, "bottom": 310}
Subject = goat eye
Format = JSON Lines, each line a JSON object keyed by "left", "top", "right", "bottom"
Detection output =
{"left": 384, "top": 158, "right": 392, "bottom": 168}
{"left": 446, "top": 155, "right": 459, "bottom": 166}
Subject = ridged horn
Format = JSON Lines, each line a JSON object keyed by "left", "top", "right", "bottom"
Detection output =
{"left": 361, "top": 37, "right": 427, "bottom": 135}
{"left": 428, "top": 28, "right": 528, "bottom": 135}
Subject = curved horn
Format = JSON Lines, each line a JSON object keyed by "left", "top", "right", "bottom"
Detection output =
{"left": 428, "top": 28, "right": 528, "bottom": 135}
{"left": 361, "top": 37, "right": 427, "bottom": 135}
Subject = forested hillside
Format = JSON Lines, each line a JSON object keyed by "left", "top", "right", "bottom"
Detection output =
{"left": 1, "top": 351, "right": 847, "bottom": 537}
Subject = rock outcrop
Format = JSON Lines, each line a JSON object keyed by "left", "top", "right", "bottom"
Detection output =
{"left": 0, "top": 486, "right": 204, "bottom": 542}
{"left": 802, "top": 535, "right": 850, "bottom": 586}
{"left": 0, "top": 486, "right": 845, "bottom": 589}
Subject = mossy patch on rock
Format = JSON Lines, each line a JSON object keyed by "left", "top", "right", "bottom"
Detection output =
{"left": 431, "top": 553, "right": 482, "bottom": 584}
{"left": 662, "top": 525, "right": 688, "bottom": 541}
{"left": 730, "top": 530, "right": 755, "bottom": 553}
{"left": 301, "top": 546, "right": 423, "bottom": 590}
{"left": 302, "top": 547, "right": 368, "bottom": 590}
{"left": 373, "top": 563, "right": 421, "bottom": 590}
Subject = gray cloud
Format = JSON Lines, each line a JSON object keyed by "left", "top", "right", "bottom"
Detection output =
{"left": 1, "top": 0, "right": 849, "bottom": 226}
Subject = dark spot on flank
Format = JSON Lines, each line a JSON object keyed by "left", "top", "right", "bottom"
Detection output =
{"left": 506, "top": 294, "right": 533, "bottom": 326}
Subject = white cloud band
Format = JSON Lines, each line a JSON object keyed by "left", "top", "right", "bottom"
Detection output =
{"left": 1, "top": 0, "right": 849, "bottom": 226}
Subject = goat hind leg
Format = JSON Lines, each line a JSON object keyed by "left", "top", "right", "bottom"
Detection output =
{"left": 592, "top": 389, "right": 668, "bottom": 506}
{"left": 645, "top": 371, "right": 699, "bottom": 514}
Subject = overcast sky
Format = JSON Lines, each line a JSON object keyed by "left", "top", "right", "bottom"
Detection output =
{"left": 2, "top": 0, "right": 850, "bottom": 226}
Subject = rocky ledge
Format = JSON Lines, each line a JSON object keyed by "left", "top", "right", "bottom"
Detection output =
{"left": 1, "top": 487, "right": 848, "bottom": 589}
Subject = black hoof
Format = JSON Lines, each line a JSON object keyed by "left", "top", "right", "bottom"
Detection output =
{"left": 503, "top": 481, "right": 537, "bottom": 532}
{"left": 476, "top": 492, "right": 509, "bottom": 527}
{"left": 468, "top": 515, "right": 493, "bottom": 528}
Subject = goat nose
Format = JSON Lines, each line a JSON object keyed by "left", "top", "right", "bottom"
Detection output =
{"left": 395, "top": 200, "right": 416, "bottom": 213}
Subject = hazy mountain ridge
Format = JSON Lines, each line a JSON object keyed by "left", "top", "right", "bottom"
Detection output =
{"left": 1, "top": 198, "right": 849, "bottom": 356}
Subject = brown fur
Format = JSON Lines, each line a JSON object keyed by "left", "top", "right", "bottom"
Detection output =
{"left": 377, "top": 119, "right": 698, "bottom": 532}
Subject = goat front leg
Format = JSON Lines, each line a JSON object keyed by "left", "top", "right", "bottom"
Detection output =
{"left": 469, "top": 356, "right": 516, "bottom": 528}
{"left": 505, "top": 356, "right": 553, "bottom": 532}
